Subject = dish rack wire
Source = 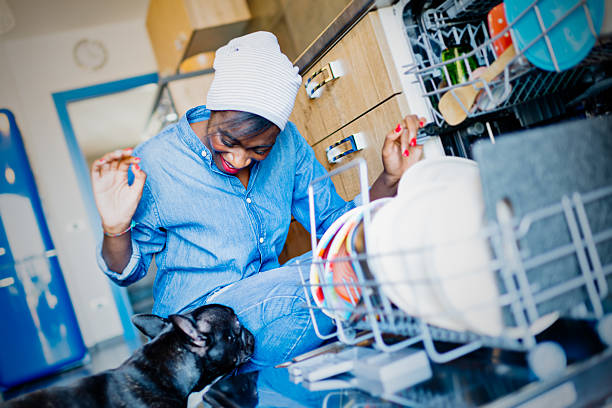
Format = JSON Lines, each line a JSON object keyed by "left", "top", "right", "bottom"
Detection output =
{"left": 401, "top": 0, "right": 612, "bottom": 127}
{"left": 294, "top": 158, "right": 612, "bottom": 377}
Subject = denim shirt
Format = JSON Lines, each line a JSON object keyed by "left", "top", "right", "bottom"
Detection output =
{"left": 97, "top": 106, "right": 355, "bottom": 317}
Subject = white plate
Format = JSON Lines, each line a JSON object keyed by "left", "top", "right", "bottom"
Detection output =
{"left": 311, "top": 204, "right": 380, "bottom": 318}
{"left": 397, "top": 157, "right": 477, "bottom": 198}
{"left": 324, "top": 198, "right": 392, "bottom": 321}
{"left": 368, "top": 158, "right": 504, "bottom": 336}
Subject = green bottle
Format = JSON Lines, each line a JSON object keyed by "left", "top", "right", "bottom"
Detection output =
{"left": 441, "top": 43, "right": 479, "bottom": 85}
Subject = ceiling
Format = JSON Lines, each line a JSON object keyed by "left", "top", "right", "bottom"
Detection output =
{"left": 2, "top": 0, "right": 148, "bottom": 40}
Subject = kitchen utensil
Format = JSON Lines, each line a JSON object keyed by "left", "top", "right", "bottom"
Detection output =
{"left": 329, "top": 216, "right": 361, "bottom": 303}
{"left": 488, "top": 3, "right": 513, "bottom": 57}
{"left": 397, "top": 156, "right": 476, "bottom": 198}
{"left": 274, "top": 338, "right": 375, "bottom": 368}
{"left": 438, "top": 45, "right": 516, "bottom": 126}
{"left": 470, "top": 67, "right": 513, "bottom": 112}
{"left": 324, "top": 218, "right": 360, "bottom": 321}
{"left": 413, "top": 123, "right": 445, "bottom": 146}
{"left": 440, "top": 43, "right": 479, "bottom": 85}
{"left": 504, "top": 0, "right": 604, "bottom": 71}
{"left": 311, "top": 208, "right": 358, "bottom": 317}
{"left": 311, "top": 240, "right": 332, "bottom": 314}
{"left": 367, "top": 158, "right": 504, "bottom": 336}
{"left": 311, "top": 201, "right": 391, "bottom": 319}
{"left": 322, "top": 257, "right": 349, "bottom": 320}
{"left": 332, "top": 242, "right": 360, "bottom": 303}
{"left": 323, "top": 199, "right": 392, "bottom": 320}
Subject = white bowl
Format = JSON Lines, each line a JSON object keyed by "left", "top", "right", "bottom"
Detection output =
{"left": 368, "top": 158, "right": 504, "bottom": 336}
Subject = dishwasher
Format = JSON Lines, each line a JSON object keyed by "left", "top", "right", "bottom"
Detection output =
{"left": 279, "top": 0, "right": 612, "bottom": 406}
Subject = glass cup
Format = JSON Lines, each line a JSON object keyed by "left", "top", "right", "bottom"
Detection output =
{"left": 441, "top": 44, "right": 479, "bottom": 85}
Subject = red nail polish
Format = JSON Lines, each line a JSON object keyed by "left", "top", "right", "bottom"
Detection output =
{"left": 419, "top": 120, "right": 425, "bottom": 127}
{"left": 395, "top": 123, "right": 402, "bottom": 133}
{"left": 133, "top": 157, "right": 141, "bottom": 162}
{"left": 410, "top": 138, "right": 417, "bottom": 147}
{"left": 403, "top": 149, "right": 410, "bottom": 157}
{"left": 133, "top": 164, "right": 140, "bottom": 171}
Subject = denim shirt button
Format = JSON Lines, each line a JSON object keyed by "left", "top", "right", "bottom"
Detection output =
{"left": 246, "top": 197, "right": 252, "bottom": 204}
{"left": 259, "top": 237, "right": 264, "bottom": 244}
{"left": 201, "top": 150, "right": 207, "bottom": 157}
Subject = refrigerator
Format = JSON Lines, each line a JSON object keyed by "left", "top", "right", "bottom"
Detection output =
{"left": 0, "top": 109, "right": 86, "bottom": 389}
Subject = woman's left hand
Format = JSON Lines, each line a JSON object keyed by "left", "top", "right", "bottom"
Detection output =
{"left": 381, "top": 114, "right": 426, "bottom": 185}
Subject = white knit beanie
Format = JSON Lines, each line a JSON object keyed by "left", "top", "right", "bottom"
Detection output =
{"left": 206, "top": 31, "right": 302, "bottom": 131}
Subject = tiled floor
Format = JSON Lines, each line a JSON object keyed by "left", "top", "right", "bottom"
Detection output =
{"left": 1, "top": 337, "right": 134, "bottom": 402}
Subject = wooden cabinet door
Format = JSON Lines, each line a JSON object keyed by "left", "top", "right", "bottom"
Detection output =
{"left": 290, "top": 11, "right": 404, "bottom": 146}
{"left": 278, "top": 219, "right": 312, "bottom": 264}
{"left": 146, "top": 0, "right": 250, "bottom": 76}
{"left": 311, "top": 94, "right": 408, "bottom": 201}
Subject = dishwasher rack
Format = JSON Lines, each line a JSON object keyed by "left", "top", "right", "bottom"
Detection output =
{"left": 294, "top": 159, "right": 612, "bottom": 381}
{"left": 400, "top": 0, "right": 612, "bottom": 126}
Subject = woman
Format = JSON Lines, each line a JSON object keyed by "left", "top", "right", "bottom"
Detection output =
{"left": 92, "top": 32, "right": 424, "bottom": 368}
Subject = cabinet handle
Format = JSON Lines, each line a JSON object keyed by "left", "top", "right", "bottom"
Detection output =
{"left": 326, "top": 133, "right": 367, "bottom": 164}
{"left": 305, "top": 61, "right": 344, "bottom": 99}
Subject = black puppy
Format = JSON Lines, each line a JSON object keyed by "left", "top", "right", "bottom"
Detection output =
{"left": 3, "top": 304, "right": 255, "bottom": 408}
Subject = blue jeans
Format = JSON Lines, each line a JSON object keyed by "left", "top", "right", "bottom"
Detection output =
{"left": 197, "top": 253, "right": 335, "bottom": 369}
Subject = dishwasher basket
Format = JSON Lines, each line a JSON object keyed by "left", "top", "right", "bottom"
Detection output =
{"left": 399, "top": 0, "right": 612, "bottom": 126}
{"left": 294, "top": 158, "right": 612, "bottom": 381}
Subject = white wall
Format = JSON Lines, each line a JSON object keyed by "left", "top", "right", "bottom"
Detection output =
{"left": 0, "top": 18, "right": 157, "bottom": 346}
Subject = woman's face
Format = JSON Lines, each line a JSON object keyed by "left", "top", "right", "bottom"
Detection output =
{"left": 205, "top": 111, "right": 280, "bottom": 175}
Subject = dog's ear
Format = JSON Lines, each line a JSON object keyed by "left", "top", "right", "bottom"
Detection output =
{"left": 169, "top": 314, "right": 210, "bottom": 347}
{"left": 131, "top": 314, "right": 169, "bottom": 339}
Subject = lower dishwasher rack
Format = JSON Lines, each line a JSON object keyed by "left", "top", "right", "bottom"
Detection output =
{"left": 286, "top": 158, "right": 612, "bottom": 403}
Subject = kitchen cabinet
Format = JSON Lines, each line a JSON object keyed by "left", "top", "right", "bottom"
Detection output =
{"left": 146, "top": 0, "right": 251, "bottom": 76}
{"left": 145, "top": 0, "right": 356, "bottom": 78}
{"left": 290, "top": 11, "right": 406, "bottom": 146}
{"left": 278, "top": 219, "right": 311, "bottom": 265}
{"left": 312, "top": 94, "right": 406, "bottom": 201}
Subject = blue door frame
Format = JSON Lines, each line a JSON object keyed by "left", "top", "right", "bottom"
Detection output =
{"left": 52, "top": 72, "right": 158, "bottom": 350}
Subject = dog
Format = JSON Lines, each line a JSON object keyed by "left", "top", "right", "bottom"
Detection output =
{"left": 3, "top": 304, "right": 255, "bottom": 408}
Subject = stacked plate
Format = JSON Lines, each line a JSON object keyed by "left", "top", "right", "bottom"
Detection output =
{"left": 310, "top": 198, "right": 391, "bottom": 321}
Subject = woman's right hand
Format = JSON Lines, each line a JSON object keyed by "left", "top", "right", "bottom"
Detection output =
{"left": 91, "top": 148, "right": 146, "bottom": 235}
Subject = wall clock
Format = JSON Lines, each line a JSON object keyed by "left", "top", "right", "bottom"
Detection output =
{"left": 73, "top": 39, "right": 108, "bottom": 71}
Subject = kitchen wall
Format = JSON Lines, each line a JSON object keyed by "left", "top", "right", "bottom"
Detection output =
{"left": 0, "top": 18, "right": 157, "bottom": 346}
